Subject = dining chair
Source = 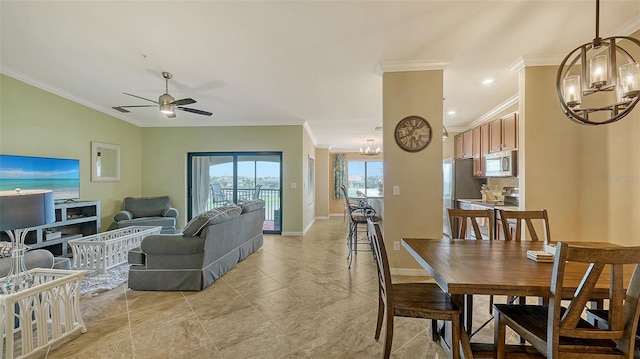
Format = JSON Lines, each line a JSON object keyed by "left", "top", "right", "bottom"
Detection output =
{"left": 341, "top": 185, "right": 380, "bottom": 268}
{"left": 497, "top": 209, "right": 553, "bottom": 308}
{"left": 497, "top": 209, "right": 550, "bottom": 242}
{"left": 494, "top": 242, "right": 640, "bottom": 359}
{"left": 447, "top": 208, "right": 495, "bottom": 332}
{"left": 366, "top": 218, "right": 461, "bottom": 359}
{"left": 586, "top": 308, "right": 640, "bottom": 351}
{"left": 447, "top": 208, "right": 495, "bottom": 241}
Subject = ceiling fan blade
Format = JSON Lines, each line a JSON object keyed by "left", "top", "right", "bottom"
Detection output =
{"left": 172, "top": 98, "right": 196, "bottom": 106}
{"left": 112, "top": 105, "right": 156, "bottom": 113}
{"left": 123, "top": 93, "right": 158, "bottom": 104}
{"left": 177, "top": 107, "right": 213, "bottom": 116}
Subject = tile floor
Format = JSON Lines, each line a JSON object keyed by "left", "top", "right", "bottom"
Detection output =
{"left": 44, "top": 217, "right": 501, "bottom": 359}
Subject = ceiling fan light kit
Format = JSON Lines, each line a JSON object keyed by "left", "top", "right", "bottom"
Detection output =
{"left": 556, "top": 0, "right": 640, "bottom": 125}
{"left": 112, "top": 72, "right": 212, "bottom": 118}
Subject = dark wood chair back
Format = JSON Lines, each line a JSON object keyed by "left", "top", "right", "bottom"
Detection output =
{"left": 498, "top": 209, "right": 550, "bottom": 242}
{"left": 447, "top": 208, "right": 494, "bottom": 240}
{"left": 495, "top": 242, "right": 640, "bottom": 359}
{"left": 547, "top": 242, "right": 640, "bottom": 358}
{"left": 367, "top": 219, "right": 392, "bottom": 316}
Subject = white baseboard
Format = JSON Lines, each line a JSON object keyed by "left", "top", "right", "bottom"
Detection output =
{"left": 281, "top": 231, "right": 303, "bottom": 236}
{"left": 302, "top": 218, "right": 315, "bottom": 235}
{"left": 390, "top": 268, "right": 431, "bottom": 276}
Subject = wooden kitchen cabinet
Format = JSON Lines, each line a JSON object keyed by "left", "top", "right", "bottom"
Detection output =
{"left": 479, "top": 123, "right": 490, "bottom": 177}
{"left": 501, "top": 113, "right": 518, "bottom": 150}
{"left": 489, "top": 114, "right": 518, "bottom": 153}
{"left": 489, "top": 118, "right": 502, "bottom": 153}
{"left": 454, "top": 131, "right": 473, "bottom": 159}
{"left": 472, "top": 126, "right": 481, "bottom": 176}
{"left": 454, "top": 134, "right": 464, "bottom": 159}
{"left": 462, "top": 130, "right": 473, "bottom": 158}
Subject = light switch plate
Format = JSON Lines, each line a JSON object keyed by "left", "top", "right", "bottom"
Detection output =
{"left": 290, "top": 183, "right": 297, "bottom": 189}
{"left": 393, "top": 186, "right": 400, "bottom": 195}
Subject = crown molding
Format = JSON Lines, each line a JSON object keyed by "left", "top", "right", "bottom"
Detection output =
{"left": 302, "top": 121, "right": 318, "bottom": 147}
{"left": 376, "top": 60, "right": 449, "bottom": 76}
{"left": 616, "top": 15, "right": 640, "bottom": 36}
{"left": 467, "top": 94, "right": 519, "bottom": 129}
{"left": 1, "top": 65, "right": 146, "bottom": 127}
{"left": 445, "top": 126, "right": 467, "bottom": 134}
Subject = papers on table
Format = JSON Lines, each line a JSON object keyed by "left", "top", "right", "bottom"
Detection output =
{"left": 526, "top": 250, "right": 554, "bottom": 262}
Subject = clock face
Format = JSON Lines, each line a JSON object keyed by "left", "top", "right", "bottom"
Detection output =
{"left": 394, "top": 116, "right": 432, "bottom": 152}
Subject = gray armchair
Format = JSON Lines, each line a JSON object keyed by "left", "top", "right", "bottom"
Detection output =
{"left": 113, "top": 196, "right": 179, "bottom": 234}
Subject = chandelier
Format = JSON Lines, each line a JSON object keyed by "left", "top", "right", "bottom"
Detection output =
{"left": 360, "top": 139, "right": 381, "bottom": 156}
{"left": 556, "top": 0, "right": 640, "bottom": 125}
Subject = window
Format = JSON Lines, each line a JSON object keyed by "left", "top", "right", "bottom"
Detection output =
{"left": 187, "top": 152, "right": 283, "bottom": 233}
{"left": 347, "top": 160, "right": 383, "bottom": 197}
{"left": 307, "top": 156, "right": 314, "bottom": 204}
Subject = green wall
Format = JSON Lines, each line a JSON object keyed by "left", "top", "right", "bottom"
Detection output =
{"left": 0, "top": 74, "right": 142, "bottom": 230}
{"left": 1, "top": 74, "right": 307, "bottom": 233}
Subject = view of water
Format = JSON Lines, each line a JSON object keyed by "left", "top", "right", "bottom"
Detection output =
{"left": 0, "top": 178, "right": 79, "bottom": 199}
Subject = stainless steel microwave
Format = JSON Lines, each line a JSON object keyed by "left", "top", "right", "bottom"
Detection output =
{"left": 485, "top": 150, "right": 517, "bottom": 177}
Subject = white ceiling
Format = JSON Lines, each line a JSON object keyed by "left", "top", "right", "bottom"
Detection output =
{"left": 1, "top": 1, "right": 639, "bottom": 152}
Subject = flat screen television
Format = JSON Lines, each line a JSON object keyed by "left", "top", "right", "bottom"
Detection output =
{"left": 0, "top": 154, "right": 80, "bottom": 201}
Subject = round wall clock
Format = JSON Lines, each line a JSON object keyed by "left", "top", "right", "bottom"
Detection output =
{"left": 394, "top": 115, "right": 432, "bottom": 152}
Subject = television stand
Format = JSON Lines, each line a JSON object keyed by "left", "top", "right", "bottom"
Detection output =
{"left": 0, "top": 201, "right": 100, "bottom": 257}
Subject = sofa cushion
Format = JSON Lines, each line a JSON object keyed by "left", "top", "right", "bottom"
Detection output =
{"left": 183, "top": 205, "right": 242, "bottom": 237}
{"left": 123, "top": 196, "right": 171, "bottom": 218}
{"left": 239, "top": 199, "right": 265, "bottom": 214}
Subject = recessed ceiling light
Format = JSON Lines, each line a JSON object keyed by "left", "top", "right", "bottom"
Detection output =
{"left": 482, "top": 78, "right": 494, "bottom": 85}
{"left": 447, "top": 110, "right": 456, "bottom": 115}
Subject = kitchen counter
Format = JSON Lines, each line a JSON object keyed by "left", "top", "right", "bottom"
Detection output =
{"left": 457, "top": 199, "right": 519, "bottom": 211}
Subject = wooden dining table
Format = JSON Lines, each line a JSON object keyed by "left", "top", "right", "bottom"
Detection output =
{"left": 400, "top": 238, "right": 629, "bottom": 359}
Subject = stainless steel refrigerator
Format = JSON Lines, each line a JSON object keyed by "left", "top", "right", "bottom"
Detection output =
{"left": 443, "top": 158, "right": 486, "bottom": 237}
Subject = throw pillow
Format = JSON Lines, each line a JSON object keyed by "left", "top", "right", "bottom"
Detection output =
{"left": 207, "top": 205, "right": 242, "bottom": 224}
{"left": 182, "top": 214, "right": 211, "bottom": 237}
{"left": 182, "top": 205, "right": 243, "bottom": 237}
{"left": 0, "top": 242, "right": 12, "bottom": 258}
{"left": 239, "top": 199, "right": 265, "bottom": 214}
{"left": 0, "top": 242, "right": 30, "bottom": 258}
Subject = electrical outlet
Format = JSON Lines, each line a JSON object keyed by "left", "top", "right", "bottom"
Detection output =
{"left": 393, "top": 186, "right": 400, "bottom": 195}
{"left": 393, "top": 241, "right": 400, "bottom": 251}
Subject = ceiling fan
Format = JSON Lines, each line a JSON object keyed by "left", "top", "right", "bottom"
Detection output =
{"left": 112, "top": 72, "right": 212, "bottom": 118}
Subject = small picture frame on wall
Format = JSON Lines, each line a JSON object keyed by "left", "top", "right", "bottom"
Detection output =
{"left": 91, "top": 141, "right": 120, "bottom": 182}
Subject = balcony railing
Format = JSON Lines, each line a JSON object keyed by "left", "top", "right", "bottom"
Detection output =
{"left": 204, "top": 187, "right": 281, "bottom": 230}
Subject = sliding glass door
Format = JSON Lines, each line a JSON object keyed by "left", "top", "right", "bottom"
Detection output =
{"left": 188, "top": 152, "right": 282, "bottom": 233}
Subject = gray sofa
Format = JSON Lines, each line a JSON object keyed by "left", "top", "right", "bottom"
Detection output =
{"left": 114, "top": 196, "right": 179, "bottom": 234}
{"left": 127, "top": 200, "right": 265, "bottom": 291}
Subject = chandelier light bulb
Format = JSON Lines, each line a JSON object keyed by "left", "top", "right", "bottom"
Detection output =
{"left": 619, "top": 62, "right": 640, "bottom": 98}
{"left": 563, "top": 75, "right": 581, "bottom": 107}
{"left": 360, "top": 139, "right": 381, "bottom": 156}
{"left": 589, "top": 54, "right": 608, "bottom": 88}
